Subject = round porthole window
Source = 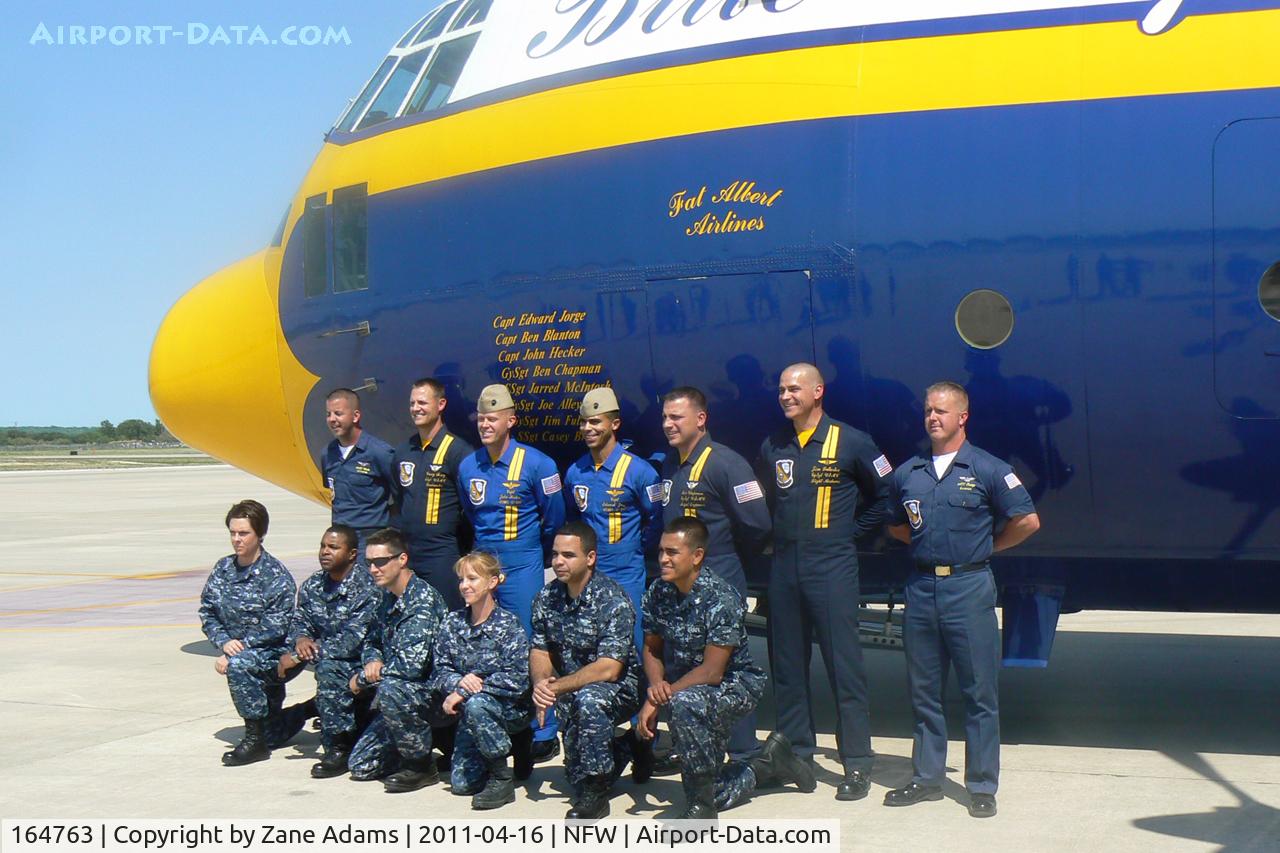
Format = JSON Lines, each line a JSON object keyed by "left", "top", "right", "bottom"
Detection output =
{"left": 955, "top": 289, "right": 1014, "bottom": 349}
{"left": 1261, "top": 261, "right": 1280, "bottom": 322}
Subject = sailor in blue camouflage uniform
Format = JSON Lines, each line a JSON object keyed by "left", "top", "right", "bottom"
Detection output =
{"left": 277, "top": 525, "right": 380, "bottom": 779}
{"left": 321, "top": 388, "right": 396, "bottom": 559}
{"left": 393, "top": 377, "right": 473, "bottom": 611}
{"left": 429, "top": 551, "right": 533, "bottom": 810}
{"left": 457, "top": 383, "right": 565, "bottom": 753}
{"left": 657, "top": 386, "right": 771, "bottom": 763}
{"left": 884, "top": 382, "right": 1040, "bottom": 819}
{"left": 531, "top": 522, "right": 644, "bottom": 819}
{"left": 564, "top": 387, "right": 662, "bottom": 653}
{"left": 346, "top": 529, "right": 454, "bottom": 793}
{"left": 759, "top": 362, "right": 893, "bottom": 800}
{"left": 639, "top": 518, "right": 813, "bottom": 819}
{"left": 199, "top": 500, "right": 307, "bottom": 766}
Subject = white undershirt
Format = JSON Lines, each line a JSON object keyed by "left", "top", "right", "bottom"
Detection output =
{"left": 933, "top": 451, "right": 958, "bottom": 479}
{"left": 338, "top": 444, "right": 355, "bottom": 460}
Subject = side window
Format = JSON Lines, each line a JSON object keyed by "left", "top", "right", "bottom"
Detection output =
{"left": 303, "top": 194, "right": 329, "bottom": 298}
{"left": 336, "top": 57, "right": 395, "bottom": 133}
{"left": 357, "top": 51, "right": 429, "bottom": 130}
{"left": 333, "top": 184, "right": 368, "bottom": 293}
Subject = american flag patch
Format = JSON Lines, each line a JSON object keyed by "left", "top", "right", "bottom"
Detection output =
{"left": 873, "top": 454, "right": 893, "bottom": 477}
{"left": 541, "top": 473, "right": 562, "bottom": 495}
{"left": 646, "top": 483, "right": 665, "bottom": 503}
{"left": 734, "top": 481, "right": 764, "bottom": 503}
{"left": 1004, "top": 472, "right": 1023, "bottom": 490}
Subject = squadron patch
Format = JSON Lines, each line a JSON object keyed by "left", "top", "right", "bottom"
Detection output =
{"left": 660, "top": 480, "right": 673, "bottom": 506}
{"left": 574, "top": 484, "right": 590, "bottom": 512}
{"left": 398, "top": 461, "right": 415, "bottom": 487}
{"left": 904, "top": 499, "right": 923, "bottom": 530}
{"left": 775, "top": 459, "right": 794, "bottom": 489}
{"left": 1004, "top": 472, "right": 1023, "bottom": 490}
{"left": 469, "top": 478, "right": 487, "bottom": 505}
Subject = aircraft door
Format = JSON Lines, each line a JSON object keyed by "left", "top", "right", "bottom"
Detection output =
{"left": 1213, "top": 118, "right": 1280, "bottom": 418}
{"left": 645, "top": 270, "right": 816, "bottom": 460}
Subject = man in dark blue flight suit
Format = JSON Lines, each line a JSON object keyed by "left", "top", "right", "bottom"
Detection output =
{"left": 884, "top": 381, "right": 1040, "bottom": 818}
{"left": 321, "top": 388, "right": 396, "bottom": 559}
{"left": 393, "top": 377, "right": 473, "bottom": 610}
{"left": 564, "top": 386, "right": 663, "bottom": 651}
{"left": 759, "top": 362, "right": 893, "bottom": 800}
{"left": 458, "top": 383, "right": 566, "bottom": 758}
{"left": 658, "top": 386, "right": 771, "bottom": 763}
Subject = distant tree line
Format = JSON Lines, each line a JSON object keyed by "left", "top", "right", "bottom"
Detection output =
{"left": 1, "top": 419, "right": 177, "bottom": 447}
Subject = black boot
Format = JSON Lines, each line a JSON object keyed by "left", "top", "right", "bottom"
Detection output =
{"left": 384, "top": 755, "right": 440, "bottom": 792}
{"left": 433, "top": 724, "right": 455, "bottom": 772}
{"left": 511, "top": 727, "right": 534, "bottom": 781}
{"left": 311, "top": 731, "right": 354, "bottom": 779}
{"left": 679, "top": 772, "right": 717, "bottom": 820}
{"left": 472, "top": 756, "right": 516, "bottom": 810}
{"left": 629, "top": 730, "right": 654, "bottom": 783}
{"left": 566, "top": 775, "right": 611, "bottom": 820}
{"left": 749, "top": 732, "right": 816, "bottom": 793}
{"left": 223, "top": 718, "right": 269, "bottom": 766}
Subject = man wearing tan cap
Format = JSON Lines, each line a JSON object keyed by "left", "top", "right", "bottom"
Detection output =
{"left": 564, "top": 388, "right": 662, "bottom": 652}
{"left": 457, "top": 383, "right": 566, "bottom": 761}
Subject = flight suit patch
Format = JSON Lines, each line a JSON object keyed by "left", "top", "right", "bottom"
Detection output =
{"left": 776, "top": 459, "right": 794, "bottom": 489}
{"left": 574, "top": 484, "right": 590, "bottom": 512}
{"left": 469, "top": 479, "right": 487, "bottom": 505}
{"left": 354, "top": 461, "right": 373, "bottom": 476}
{"left": 398, "top": 461, "right": 415, "bottom": 487}
{"left": 660, "top": 480, "right": 672, "bottom": 506}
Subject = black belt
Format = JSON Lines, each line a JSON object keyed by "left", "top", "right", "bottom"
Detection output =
{"left": 915, "top": 562, "right": 987, "bottom": 577}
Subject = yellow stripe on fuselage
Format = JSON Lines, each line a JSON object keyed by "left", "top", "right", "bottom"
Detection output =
{"left": 287, "top": 9, "right": 1280, "bottom": 232}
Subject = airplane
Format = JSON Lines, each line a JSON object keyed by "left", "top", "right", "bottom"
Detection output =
{"left": 148, "top": 0, "right": 1280, "bottom": 668}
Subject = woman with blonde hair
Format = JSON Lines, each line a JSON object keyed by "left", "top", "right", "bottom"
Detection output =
{"left": 429, "top": 551, "right": 533, "bottom": 809}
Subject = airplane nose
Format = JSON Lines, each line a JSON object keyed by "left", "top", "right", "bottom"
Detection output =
{"left": 149, "top": 250, "right": 326, "bottom": 503}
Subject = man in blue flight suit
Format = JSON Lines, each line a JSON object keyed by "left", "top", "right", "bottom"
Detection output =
{"left": 393, "top": 377, "right": 473, "bottom": 610}
{"left": 658, "top": 386, "right": 771, "bottom": 764}
{"left": 759, "top": 362, "right": 893, "bottom": 800}
{"left": 564, "top": 386, "right": 662, "bottom": 651}
{"left": 346, "top": 528, "right": 454, "bottom": 792}
{"left": 321, "top": 388, "right": 396, "bottom": 559}
{"left": 638, "top": 518, "right": 813, "bottom": 819}
{"left": 884, "top": 381, "right": 1040, "bottom": 818}
{"left": 277, "top": 525, "right": 380, "bottom": 779}
{"left": 457, "top": 383, "right": 566, "bottom": 758}
{"left": 531, "top": 522, "right": 644, "bottom": 819}
{"left": 199, "top": 500, "right": 308, "bottom": 766}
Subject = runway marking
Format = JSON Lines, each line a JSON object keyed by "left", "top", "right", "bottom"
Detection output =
{"left": 0, "top": 570, "right": 198, "bottom": 579}
{"left": 0, "top": 595, "right": 198, "bottom": 617}
{"left": 0, "top": 623, "right": 196, "bottom": 632}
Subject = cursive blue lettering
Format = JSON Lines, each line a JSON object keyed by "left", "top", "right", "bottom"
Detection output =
{"left": 527, "top": 0, "right": 609, "bottom": 59}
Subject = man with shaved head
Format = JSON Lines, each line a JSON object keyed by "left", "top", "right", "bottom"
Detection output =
{"left": 322, "top": 388, "right": 396, "bottom": 559}
{"left": 759, "top": 362, "right": 893, "bottom": 801}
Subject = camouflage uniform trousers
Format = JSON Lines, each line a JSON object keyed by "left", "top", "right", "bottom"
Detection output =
{"left": 450, "top": 693, "right": 531, "bottom": 792}
{"left": 558, "top": 681, "right": 641, "bottom": 786}
{"left": 315, "top": 659, "right": 373, "bottom": 749}
{"left": 669, "top": 680, "right": 761, "bottom": 811}
{"left": 224, "top": 647, "right": 308, "bottom": 747}
{"left": 349, "top": 676, "right": 452, "bottom": 779}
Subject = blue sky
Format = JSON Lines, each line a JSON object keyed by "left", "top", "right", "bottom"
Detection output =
{"left": 3, "top": 1, "right": 439, "bottom": 426}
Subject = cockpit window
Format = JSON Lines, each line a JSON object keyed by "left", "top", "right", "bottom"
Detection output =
{"left": 450, "top": 0, "right": 492, "bottom": 31}
{"left": 336, "top": 56, "right": 395, "bottom": 133}
{"left": 396, "top": 13, "right": 432, "bottom": 49}
{"left": 413, "top": 1, "right": 463, "bottom": 45}
{"left": 334, "top": 1, "right": 487, "bottom": 133}
{"left": 404, "top": 34, "right": 479, "bottom": 116}
{"left": 356, "top": 51, "right": 429, "bottom": 130}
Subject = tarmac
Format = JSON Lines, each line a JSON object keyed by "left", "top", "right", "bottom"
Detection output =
{"left": 1, "top": 465, "right": 1277, "bottom": 851}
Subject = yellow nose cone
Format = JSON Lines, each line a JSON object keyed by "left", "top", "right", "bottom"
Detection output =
{"left": 149, "top": 250, "right": 326, "bottom": 503}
